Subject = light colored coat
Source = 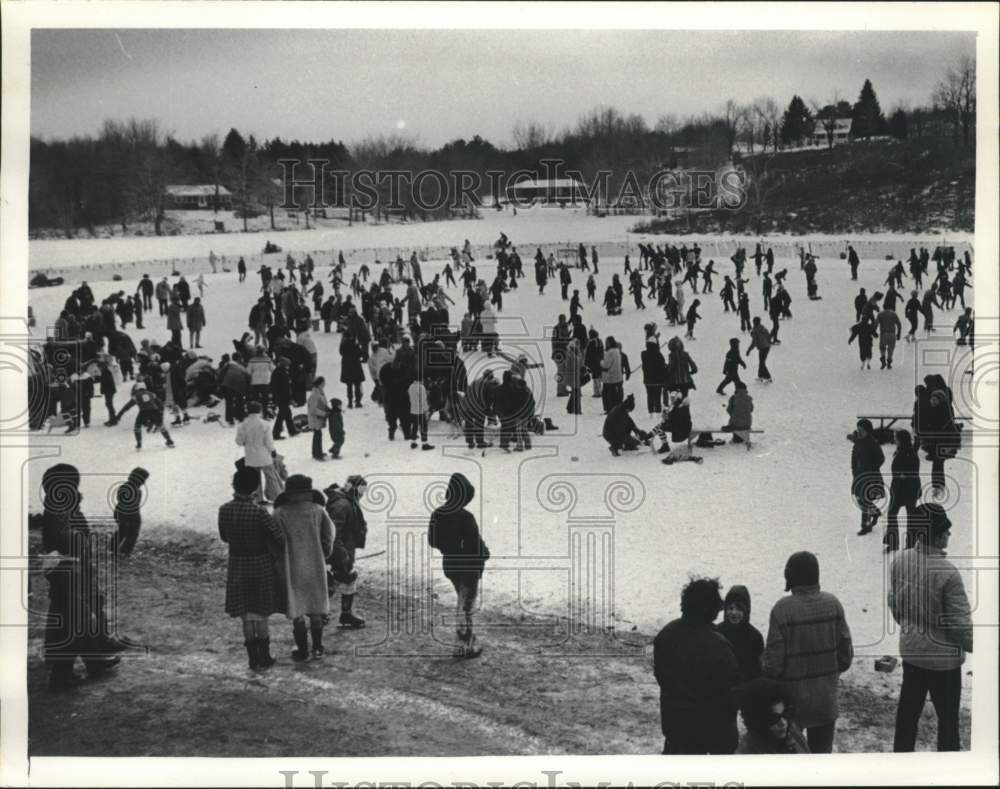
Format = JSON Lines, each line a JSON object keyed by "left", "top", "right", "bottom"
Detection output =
{"left": 889, "top": 545, "right": 972, "bottom": 670}
{"left": 306, "top": 387, "right": 329, "bottom": 430}
{"left": 601, "top": 347, "right": 623, "bottom": 384}
{"left": 235, "top": 413, "right": 276, "bottom": 468}
{"left": 273, "top": 498, "right": 333, "bottom": 618}
{"left": 408, "top": 381, "right": 429, "bottom": 415}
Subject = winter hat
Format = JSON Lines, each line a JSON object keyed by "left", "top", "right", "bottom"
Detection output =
{"left": 623, "top": 393, "right": 636, "bottom": 411}
{"left": 330, "top": 398, "right": 343, "bottom": 410}
{"left": 724, "top": 585, "right": 752, "bottom": 619}
{"left": 784, "top": 551, "right": 819, "bottom": 591}
{"left": 915, "top": 502, "right": 952, "bottom": 539}
{"left": 856, "top": 419, "right": 875, "bottom": 435}
{"left": 127, "top": 467, "right": 150, "bottom": 486}
{"left": 346, "top": 474, "right": 368, "bottom": 490}
{"left": 275, "top": 474, "right": 325, "bottom": 507}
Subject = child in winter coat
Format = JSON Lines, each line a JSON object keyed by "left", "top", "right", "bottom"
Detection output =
{"left": 328, "top": 398, "right": 345, "bottom": 459}
{"left": 114, "top": 467, "right": 150, "bottom": 556}
{"left": 407, "top": 376, "right": 434, "bottom": 450}
{"left": 661, "top": 390, "right": 702, "bottom": 465}
{"left": 684, "top": 300, "right": 702, "bottom": 340}
{"left": 716, "top": 338, "right": 747, "bottom": 395}
{"left": 717, "top": 585, "right": 764, "bottom": 682}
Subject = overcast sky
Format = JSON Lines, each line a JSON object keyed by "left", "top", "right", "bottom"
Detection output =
{"left": 31, "top": 29, "right": 976, "bottom": 148}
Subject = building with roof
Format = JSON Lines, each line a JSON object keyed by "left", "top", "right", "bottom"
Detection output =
{"left": 506, "top": 178, "right": 589, "bottom": 206}
{"left": 810, "top": 118, "right": 852, "bottom": 147}
{"left": 164, "top": 184, "right": 233, "bottom": 210}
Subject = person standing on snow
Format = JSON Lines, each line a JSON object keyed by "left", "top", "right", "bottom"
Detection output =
{"left": 324, "top": 475, "right": 369, "bottom": 629}
{"left": 110, "top": 381, "right": 175, "bottom": 450}
{"left": 428, "top": 472, "right": 490, "bottom": 659}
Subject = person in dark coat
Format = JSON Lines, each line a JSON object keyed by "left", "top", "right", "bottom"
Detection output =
{"left": 734, "top": 678, "right": 810, "bottom": 754}
{"left": 602, "top": 393, "right": 649, "bottom": 455}
{"left": 428, "top": 472, "right": 490, "bottom": 659}
{"left": 380, "top": 356, "right": 413, "bottom": 441}
{"left": 716, "top": 338, "right": 747, "bottom": 395}
{"left": 325, "top": 475, "right": 369, "bottom": 628}
{"left": 848, "top": 317, "right": 877, "bottom": 370}
{"left": 640, "top": 340, "right": 667, "bottom": 414}
{"left": 915, "top": 387, "right": 961, "bottom": 494}
{"left": 270, "top": 357, "right": 297, "bottom": 440}
{"left": 339, "top": 332, "right": 366, "bottom": 408}
{"left": 40, "top": 464, "right": 125, "bottom": 690}
{"left": 114, "top": 466, "right": 150, "bottom": 556}
{"left": 219, "top": 467, "right": 285, "bottom": 671}
{"left": 849, "top": 418, "right": 886, "bottom": 535}
{"left": 653, "top": 577, "right": 741, "bottom": 754}
{"left": 717, "top": 585, "right": 764, "bottom": 682}
{"left": 664, "top": 336, "right": 698, "bottom": 396}
{"left": 884, "top": 429, "right": 921, "bottom": 551}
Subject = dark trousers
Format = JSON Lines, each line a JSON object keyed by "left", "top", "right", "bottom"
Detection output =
{"left": 644, "top": 384, "right": 662, "bottom": 414}
{"left": 804, "top": 722, "right": 836, "bottom": 754}
{"left": 345, "top": 381, "right": 362, "bottom": 405}
{"left": 662, "top": 724, "right": 737, "bottom": 755}
{"left": 104, "top": 392, "right": 116, "bottom": 421}
{"left": 561, "top": 284, "right": 569, "bottom": 300}
{"left": 601, "top": 382, "right": 624, "bottom": 413}
{"left": 893, "top": 663, "right": 962, "bottom": 751}
{"left": 171, "top": 329, "right": 182, "bottom": 347}
{"left": 79, "top": 394, "right": 91, "bottom": 427}
{"left": 384, "top": 404, "right": 401, "bottom": 436}
{"left": 117, "top": 516, "right": 141, "bottom": 556}
{"left": 716, "top": 373, "right": 741, "bottom": 394}
{"left": 499, "top": 417, "right": 516, "bottom": 448}
{"left": 272, "top": 402, "right": 296, "bottom": 438}
{"left": 312, "top": 429, "right": 325, "bottom": 458}
{"left": 407, "top": 413, "right": 429, "bottom": 442}
{"left": 223, "top": 390, "right": 246, "bottom": 424}
{"left": 465, "top": 415, "right": 485, "bottom": 447}
{"left": 756, "top": 347, "right": 772, "bottom": 380}
{"left": 566, "top": 386, "right": 582, "bottom": 415}
{"left": 884, "top": 497, "right": 919, "bottom": 548}
{"left": 157, "top": 298, "right": 167, "bottom": 316}
{"left": 769, "top": 316, "right": 780, "bottom": 342}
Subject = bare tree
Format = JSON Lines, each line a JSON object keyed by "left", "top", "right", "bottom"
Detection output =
{"left": 740, "top": 152, "right": 786, "bottom": 234}
{"left": 654, "top": 113, "right": 680, "bottom": 136}
{"left": 200, "top": 133, "right": 223, "bottom": 214}
{"left": 511, "top": 120, "right": 555, "bottom": 150}
{"left": 810, "top": 98, "right": 844, "bottom": 149}
{"left": 933, "top": 55, "right": 976, "bottom": 145}
{"left": 753, "top": 97, "right": 782, "bottom": 153}
{"left": 720, "top": 99, "right": 747, "bottom": 157}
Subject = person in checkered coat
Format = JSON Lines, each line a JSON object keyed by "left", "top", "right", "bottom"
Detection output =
{"left": 218, "top": 467, "right": 285, "bottom": 671}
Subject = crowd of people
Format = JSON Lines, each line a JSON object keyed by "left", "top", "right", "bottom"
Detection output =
{"left": 29, "top": 232, "right": 976, "bottom": 753}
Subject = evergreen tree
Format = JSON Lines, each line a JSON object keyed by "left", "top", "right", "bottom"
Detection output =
{"left": 779, "top": 95, "right": 813, "bottom": 147}
{"left": 851, "top": 79, "right": 886, "bottom": 139}
{"left": 888, "top": 108, "right": 909, "bottom": 140}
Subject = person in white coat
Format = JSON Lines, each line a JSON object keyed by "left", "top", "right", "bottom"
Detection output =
{"left": 235, "top": 401, "right": 281, "bottom": 503}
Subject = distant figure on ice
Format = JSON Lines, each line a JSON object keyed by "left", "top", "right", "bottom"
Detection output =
{"left": 848, "top": 418, "right": 885, "bottom": 535}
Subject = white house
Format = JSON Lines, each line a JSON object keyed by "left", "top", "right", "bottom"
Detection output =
{"left": 810, "top": 118, "right": 852, "bottom": 147}
{"left": 164, "top": 184, "right": 233, "bottom": 210}
{"left": 505, "top": 178, "right": 589, "bottom": 206}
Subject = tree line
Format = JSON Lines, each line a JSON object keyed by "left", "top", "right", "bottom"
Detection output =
{"left": 29, "top": 55, "right": 975, "bottom": 236}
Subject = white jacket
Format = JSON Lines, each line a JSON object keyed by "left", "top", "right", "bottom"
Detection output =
{"left": 235, "top": 414, "right": 275, "bottom": 467}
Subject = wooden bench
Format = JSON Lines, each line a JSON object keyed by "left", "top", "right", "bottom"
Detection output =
{"left": 858, "top": 414, "right": 971, "bottom": 432}
{"left": 688, "top": 428, "right": 763, "bottom": 451}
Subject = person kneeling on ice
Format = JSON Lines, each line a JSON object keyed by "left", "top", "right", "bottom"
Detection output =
{"left": 218, "top": 467, "right": 285, "bottom": 672}
{"left": 602, "top": 393, "right": 650, "bottom": 456}
{"left": 428, "top": 473, "right": 490, "bottom": 659}
{"left": 723, "top": 382, "right": 754, "bottom": 443}
{"left": 110, "top": 381, "right": 175, "bottom": 450}
{"left": 324, "top": 475, "right": 369, "bottom": 629}
{"left": 734, "top": 678, "right": 810, "bottom": 754}
{"left": 273, "top": 475, "right": 333, "bottom": 661}
{"left": 661, "top": 390, "right": 702, "bottom": 465}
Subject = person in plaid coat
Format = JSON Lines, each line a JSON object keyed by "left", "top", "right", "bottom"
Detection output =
{"left": 218, "top": 467, "right": 285, "bottom": 671}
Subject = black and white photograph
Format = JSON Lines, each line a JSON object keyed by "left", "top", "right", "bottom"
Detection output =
{"left": 1, "top": 2, "right": 997, "bottom": 786}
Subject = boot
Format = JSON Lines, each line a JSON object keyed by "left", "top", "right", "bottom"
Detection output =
{"left": 291, "top": 622, "right": 310, "bottom": 661}
{"left": 310, "top": 625, "right": 325, "bottom": 659}
{"left": 257, "top": 637, "right": 276, "bottom": 669}
{"left": 245, "top": 640, "right": 259, "bottom": 671}
{"left": 339, "top": 594, "right": 366, "bottom": 629}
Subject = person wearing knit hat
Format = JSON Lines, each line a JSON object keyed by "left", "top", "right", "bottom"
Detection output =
{"left": 762, "top": 552, "right": 853, "bottom": 753}
{"left": 114, "top": 467, "right": 150, "bottom": 556}
{"left": 272, "top": 474, "right": 333, "bottom": 661}
{"left": 717, "top": 585, "right": 764, "bottom": 682}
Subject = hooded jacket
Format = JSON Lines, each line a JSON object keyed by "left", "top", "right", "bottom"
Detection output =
{"left": 427, "top": 473, "right": 490, "bottom": 580}
{"left": 717, "top": 585, "right": 765, "bottom": 682}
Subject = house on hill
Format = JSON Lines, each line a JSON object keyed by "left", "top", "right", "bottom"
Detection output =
{"left": 506, "top": 178, "right": 589, "bottom": 206}
{"left": 164, "top": 184, "right": 233, "bottom": 210}
{"left": 811, "top": 118, "right": 852, "bottom": 147}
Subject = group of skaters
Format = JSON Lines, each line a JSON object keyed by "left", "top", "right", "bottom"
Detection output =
{"left": 847, "top": 244, "right": 974, "bottom": 370}
{"left": 654, "top": 513, "right": 972, "bottom": 754}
